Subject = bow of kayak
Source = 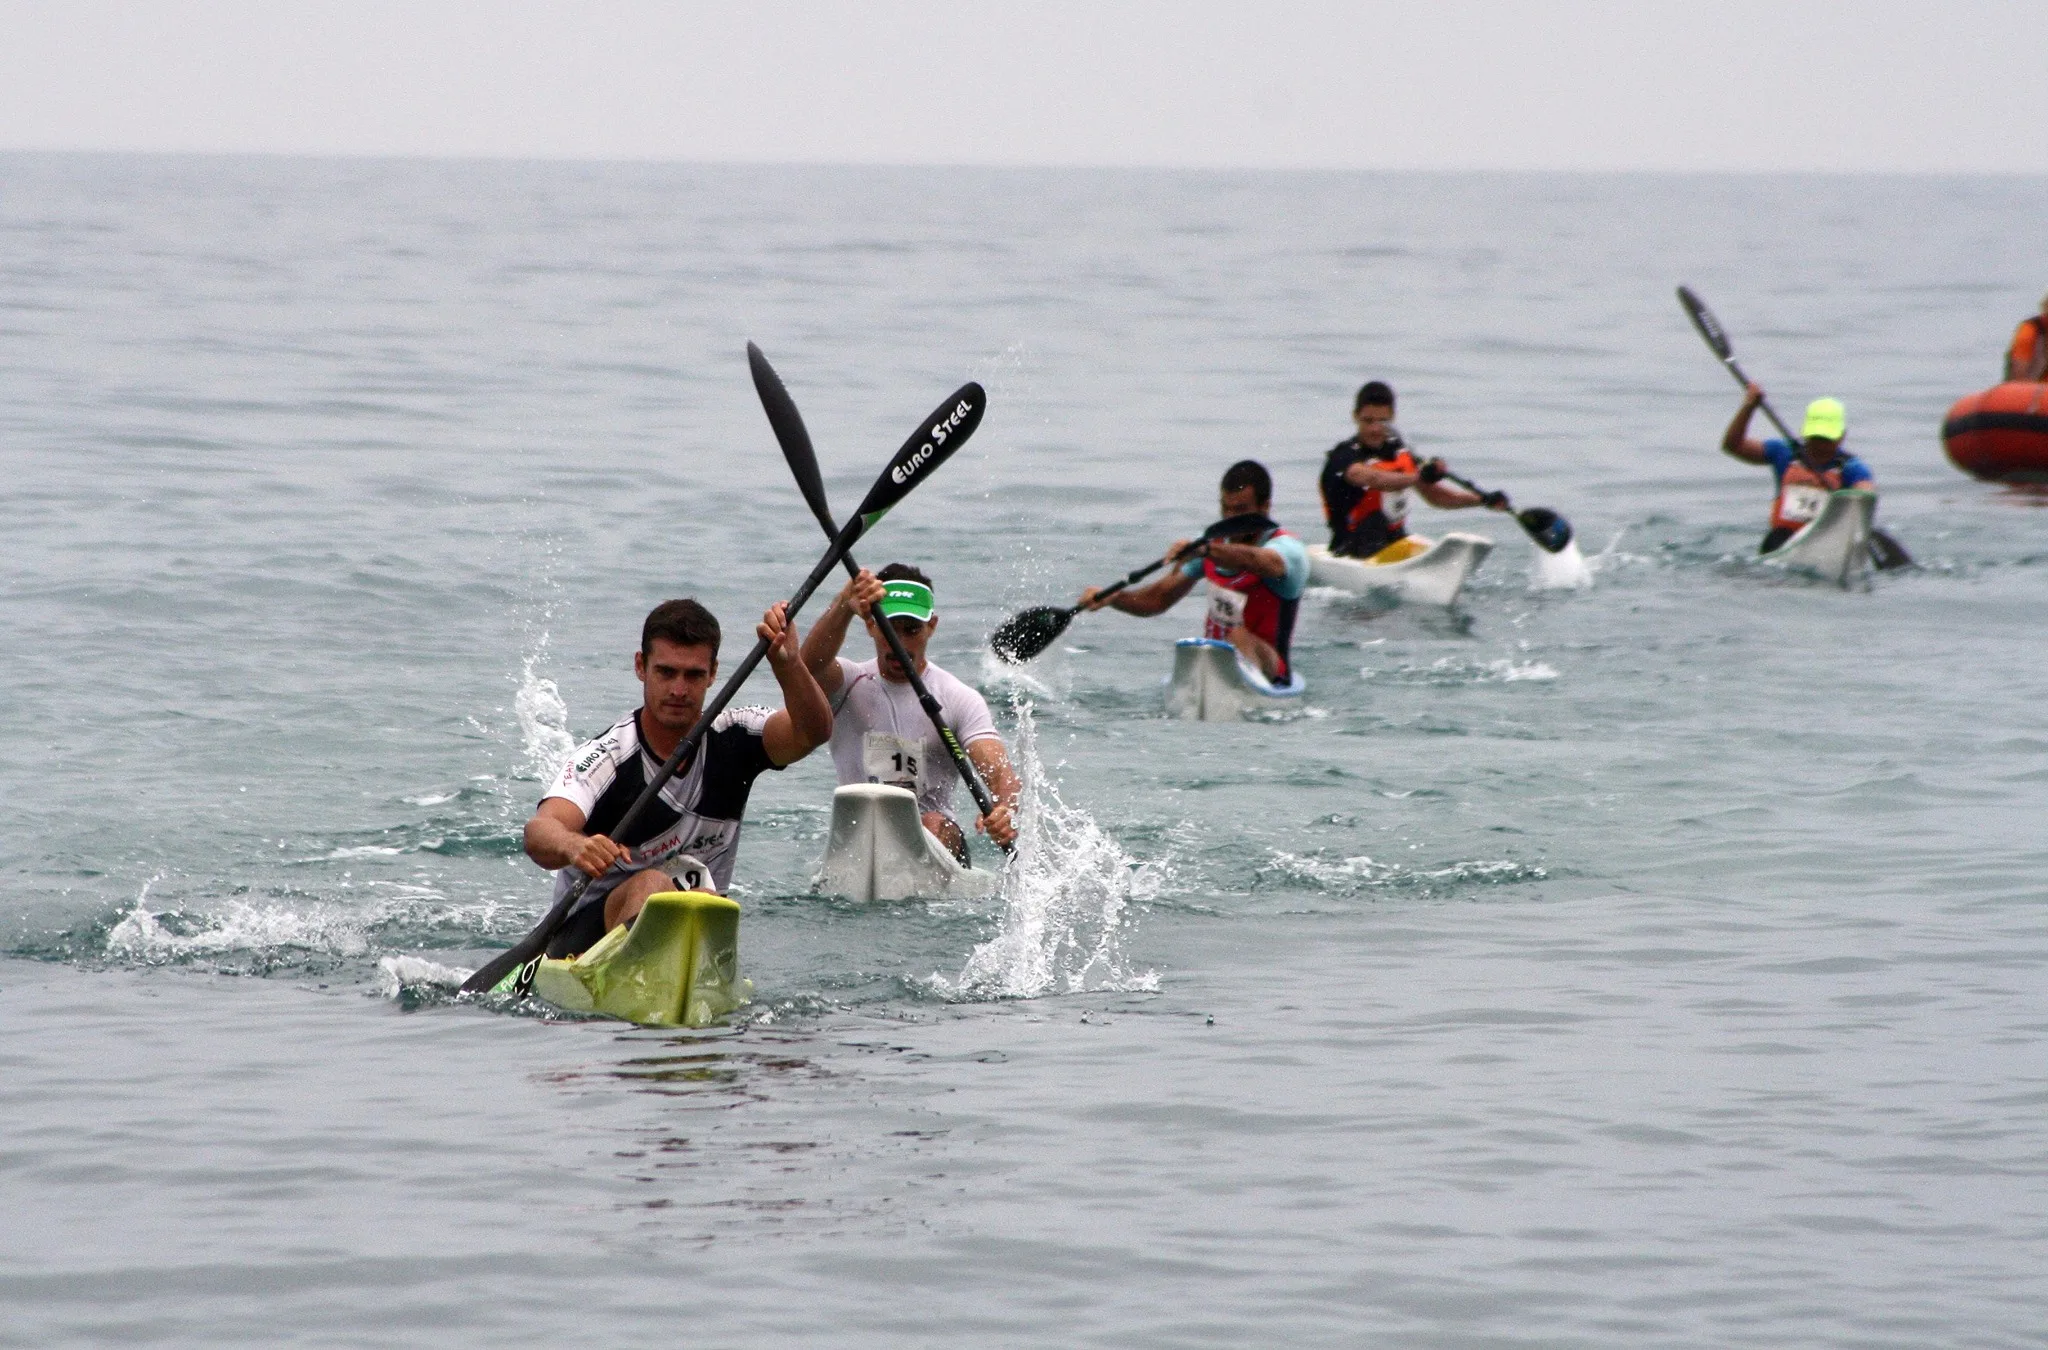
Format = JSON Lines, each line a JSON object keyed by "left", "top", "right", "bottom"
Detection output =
{"left": 1760, "top": 489, "right": 1874, "bottom": 587}
{"left": 1306, "top": 533, "right": 1493, "bottom": 607}
{"left": 817, "top": 783, "right": 1000, "bottom": 903}
{"left": 1163, "top": 637, "right": 1306, "bottom": 721}
{"left": 492, "top": 889, "right": 748, "bottom": 1027}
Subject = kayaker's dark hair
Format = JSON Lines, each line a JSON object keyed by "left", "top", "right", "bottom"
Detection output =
{"left": 642, "top": 598, "right": 721, "bottom": 658}
{"left": 875, "top": 562, "right": 934, "bottom": 592}
{"left": 1354, "top": 380, "right": 1395, "bottom": 412}
{"left": 1220, "top": 459, "right": 1272, "bottom": 505}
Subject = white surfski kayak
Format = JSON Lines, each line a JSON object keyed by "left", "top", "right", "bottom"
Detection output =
{"left": 816, "top": 783, "right": 1000, "bottom": 903}
{"left": 1162, "top": 637, "right": 1307, "bottom": 721}
{"left": 1306, "top": 533, "right": 1494, "bottom": 607}
{"left": 1760, "top": 488, "right": 1874, "bottom": 587}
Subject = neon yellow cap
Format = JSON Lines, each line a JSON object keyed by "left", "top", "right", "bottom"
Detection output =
{"left": 1802, "top": 397, "right": 1846, "bottom": 442}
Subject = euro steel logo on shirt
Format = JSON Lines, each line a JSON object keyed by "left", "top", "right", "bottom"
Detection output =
{"left": 891, "top": 399, "right": 975, "bottom": 485}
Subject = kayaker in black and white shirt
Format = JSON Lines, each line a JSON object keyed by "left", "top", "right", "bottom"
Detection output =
{"left": 523, "top": 597, "right": 832, "bottom": 958}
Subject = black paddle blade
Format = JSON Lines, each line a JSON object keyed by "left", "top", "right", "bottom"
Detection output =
{"left": 1677, "top": 285, "right": 1733, "bottom": 359}
{"left": 852, "top": 382, "right": 987, "bottom": 527}
{"left": 1201, "top": 512, "right": 1279, "bottom": 542}
{"left": 990, "top": 605, "right": 1074, "bottom": 664}
{"left": 1868, "top": 527, "right": 1915, "bottom": 571}
{"left": 1516, "top": 507, "right": 1573, "bottom": 553}
{"left": 746, "top": 342, "right": 837, "bottom": 536}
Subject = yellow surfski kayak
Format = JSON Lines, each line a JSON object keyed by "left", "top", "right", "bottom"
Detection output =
{"left": 492, "top": 890, "right": 748, "bottom": 1027}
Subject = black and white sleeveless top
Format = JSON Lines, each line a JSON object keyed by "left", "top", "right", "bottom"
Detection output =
{"left": 542, "top": 707, "right": 779, "bottom": 909}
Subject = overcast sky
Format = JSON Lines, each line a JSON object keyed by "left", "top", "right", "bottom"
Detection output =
{"left": 3, "top": 1, "right": 2043, "bottom": 171}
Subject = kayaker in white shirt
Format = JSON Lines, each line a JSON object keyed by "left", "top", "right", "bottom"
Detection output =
{"left": 801, "top": 564, "right": 1021, "bottom": 863}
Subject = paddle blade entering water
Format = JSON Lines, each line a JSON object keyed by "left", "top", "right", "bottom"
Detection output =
{"left": 990, "top": 605, "right": 1074, "bottom": 664}
{"left": 1868, "top": 527, "right": 1915, "bottom": 571}
{"left": 1517, "top": 507, "right": 1573, "bottom": 553}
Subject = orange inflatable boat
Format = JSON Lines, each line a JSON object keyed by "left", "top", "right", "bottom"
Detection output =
{"left": 1943, "top": 382, "right": 2048, "bottom": 483}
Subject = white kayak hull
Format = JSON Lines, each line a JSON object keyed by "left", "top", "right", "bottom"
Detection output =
{"left": 817, "top": 783, "right": 999, "bottom": 903}
{"left": 1761, "top": 489, "right": 1874, "bottom": 587}
{"left": 1306, "top": 533, "right": 1494, "bottom": 607}
{"left": 1163, "top": 637, "right": 1307, "bottom": 721}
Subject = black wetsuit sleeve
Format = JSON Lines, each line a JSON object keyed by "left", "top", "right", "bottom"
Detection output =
{"left": 1320, "top": 440, "right": 1363, "bottom": 545}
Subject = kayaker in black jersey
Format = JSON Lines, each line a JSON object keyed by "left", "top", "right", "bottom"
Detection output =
{"left": 1319, "top": 380, "right": 1509, "bottom": 560}
{"left": 521, "top": 597, "right": 832, "bottom": 958}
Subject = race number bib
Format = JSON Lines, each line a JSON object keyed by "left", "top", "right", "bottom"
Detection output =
{"left": 1206, "top": 585, "right": 1249, "bottom": 633}
{"left": 1778, "top": 484, "right": 1828, "bottom": 523}
{"left": 863, "top": 731, "right": 924, "bottom": 792}
{"left": 1382, "top": 487, "right": 1411, "bottom": 525}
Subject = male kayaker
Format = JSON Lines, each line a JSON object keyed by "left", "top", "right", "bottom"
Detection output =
{"left": 1319, "top": 380, "right": 1509, "bottom": 560}
{"left": 801, "top": 565, "right": 1020, "bottom": 863}
{"left": 1722, "top": 382, "right": 1876, "bottom": 553}
{"left": 2005, "top": 292, "right": 2048, "bottom": 382}
{"left": 523, "top": 597, "right": 831, "bottom": 958}
{"left": 1079, "top": 460, "right": 1308, "bottom": 684}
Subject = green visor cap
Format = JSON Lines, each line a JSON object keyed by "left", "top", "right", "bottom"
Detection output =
{"left": 876, "top": 580, "right": 935, "bottom": 623}
{"left": 1803, "top": 397, "right": 1847, "bottom": 441}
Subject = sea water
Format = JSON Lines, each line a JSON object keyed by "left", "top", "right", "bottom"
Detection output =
{"left": 3, "top": 157, "right": 2045, "bottom": 1347}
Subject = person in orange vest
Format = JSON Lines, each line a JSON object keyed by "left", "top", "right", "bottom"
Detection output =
{"left": 1317, "top": 381, "right": 1508, "bottom": 560}
{"left": 1721, "top": 383, "right": 1875, "bottom": 553}
{"left": 2005, "top": 292, "right": 2048, "bottom": 382}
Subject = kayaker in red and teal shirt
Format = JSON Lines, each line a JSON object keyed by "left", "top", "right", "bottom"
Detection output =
{"left": 1721, "top": 382, "right": 1876, "bottom": 553}
{"left": 1078, "top": 460, "right": 1309, "bottom": 684}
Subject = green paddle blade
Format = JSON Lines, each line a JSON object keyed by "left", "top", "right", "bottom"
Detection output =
{"left": 990, "top": 605, "right": 1076, "bottom": 664}
{"left": 1517, "top": 507, "right": 1573, "bottom": 553}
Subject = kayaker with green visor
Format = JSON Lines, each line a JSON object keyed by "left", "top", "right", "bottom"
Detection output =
{"left": 802, "top": 563, "right": 1022, "bottom": 865}
{"left": 1722, "top": 383, "right": 1877, "bottom": 553}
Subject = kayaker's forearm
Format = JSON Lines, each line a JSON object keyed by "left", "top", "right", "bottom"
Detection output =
{"left": 771, "top": 648, "right": 834, "bottom": 754}
{"left": 1344, "top": 464, "right": 1417, "bottom": 489}
{"left": 1204, "top": 541, "right": 1287, "bottom": 579}
{"left": 1418, "top": 482, "right": 1482, "bottom": 509}
{"left": 799, "top": 598, "right": 856, "bottom": 684}
{"left": 969, "top": 739, "right": 1022, "bottom": 809}
{"left": 524, "top": 814, "right": 584, "bottom": 871}
{"left": 1722, "top": 400, "right": 1763, "bottom": 459}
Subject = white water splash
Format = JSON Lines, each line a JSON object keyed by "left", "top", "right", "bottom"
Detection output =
{"left": 1359, "top": 656, "right": 1559, "bottom": 684}
{"left": 1259, "top": 849, "right": 1548, "bottom": 895}
{"left": 1530, "top": 537, "right": 1594, "bottom": 590}
{"left": 108, "top": 894, "right": 373, "bottom": 962}
{"left": 515, "top": 649, "right": 576, "bottom": 784}
{"left": 376, "top": 954, "right": 472, "bottom": 999}
{"left": 934, "top": 702, "right": 1159, "bottom": 1000}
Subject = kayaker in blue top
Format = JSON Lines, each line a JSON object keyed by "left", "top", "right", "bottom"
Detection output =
{"left": 1079, "top": 460, "right": 1310, "bottom": 683}
{"left": 1722, "top": 382, "right": 1876, "bottom": 553}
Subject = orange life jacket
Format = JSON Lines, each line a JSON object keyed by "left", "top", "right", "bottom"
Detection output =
{"left": 1769, "top": 458, "right": 1846, "bottom": 532}
{"left": 1344, "top": 448, "right": 1418, "bottom": 535}
{"left": 2009, "top": 316, "right": 2046, "bottom": 379}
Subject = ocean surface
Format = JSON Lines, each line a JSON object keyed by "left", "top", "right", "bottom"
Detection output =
{"left": 3, "top": 156, "right": 2045, "bottom": 1347}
